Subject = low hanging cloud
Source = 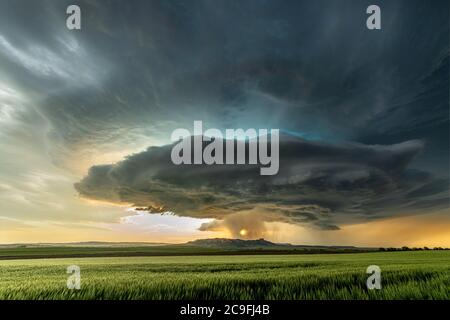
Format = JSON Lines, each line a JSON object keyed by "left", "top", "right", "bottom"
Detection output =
{"left": 74, "top": 136, "right": 449, "bottom": 235}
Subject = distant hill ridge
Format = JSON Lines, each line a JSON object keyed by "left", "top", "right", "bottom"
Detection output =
{"left": 185, "top": 238, "right": 357, "bottom": 249}
{"left": 186, "top": 238, "right": 283, "bottom": 248}
{"left": 0, "top": 238, "right": 361, "bottom": 250}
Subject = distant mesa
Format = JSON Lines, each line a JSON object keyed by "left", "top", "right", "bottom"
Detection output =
{"left": 186, "top": 238, "right": 281, "bottom": 248}
{"left": 185, "top": 238, "right": 358, "bottom": 250}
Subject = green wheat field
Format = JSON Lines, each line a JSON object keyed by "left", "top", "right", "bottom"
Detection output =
{"left": 1, "top": 251, "right": 449, "bottom": 299}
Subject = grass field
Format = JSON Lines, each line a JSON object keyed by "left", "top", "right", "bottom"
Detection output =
{"left": 0, "top": 251, "right": 449, "bottom": 299}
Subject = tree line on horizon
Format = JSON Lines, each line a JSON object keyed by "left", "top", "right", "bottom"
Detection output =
{"left": 379, "top": 246, "right": 449, "bottom": 251}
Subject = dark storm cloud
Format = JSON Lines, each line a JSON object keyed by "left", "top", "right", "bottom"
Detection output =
{"left": 0, "top": 0, "right": 447, "bottom": 172}
{"left": 75, "top": 136, "right": 449, "bottom": 229}
{"left": 0, "top": 0, "right": 447, "bottom": 230}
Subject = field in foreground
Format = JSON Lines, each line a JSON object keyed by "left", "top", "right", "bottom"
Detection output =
{"left": 0, "top": 251, "right": 449, "bottom": 299}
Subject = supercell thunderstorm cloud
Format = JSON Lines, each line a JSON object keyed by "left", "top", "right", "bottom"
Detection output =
{"left": 0, "top": 0, "right": 448, "bottom": 242}
{"left": 75, "top": 136, "right": 449, "bottom": 236}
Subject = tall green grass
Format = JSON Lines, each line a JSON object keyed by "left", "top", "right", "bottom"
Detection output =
{"left": 0, "top": 251, "right": 449, "bottom": 299}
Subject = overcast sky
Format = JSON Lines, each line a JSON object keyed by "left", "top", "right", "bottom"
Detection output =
{"left": 0, "top": 0, "right": 448, "bottom": 246}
